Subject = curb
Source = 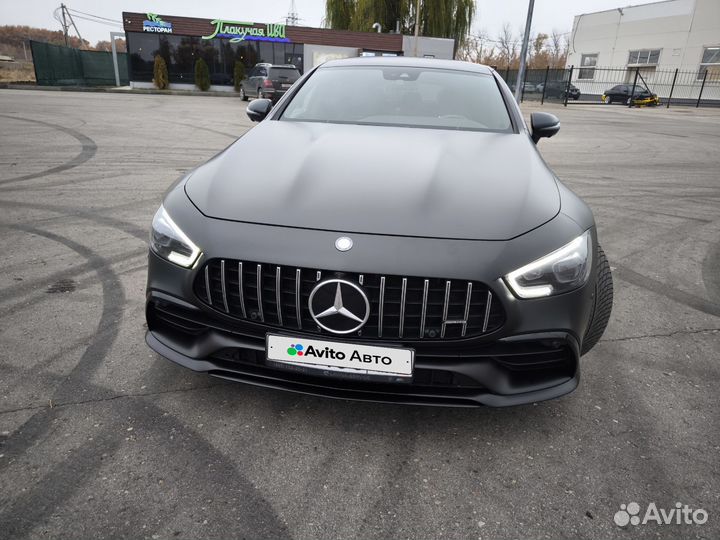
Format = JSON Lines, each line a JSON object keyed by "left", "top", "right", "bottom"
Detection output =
{"left": 0, "top": 83, "right": 243, "bottom": 98}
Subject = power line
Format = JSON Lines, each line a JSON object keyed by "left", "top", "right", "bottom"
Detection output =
{"left": 66, "top": 7, "right": 122, "bottom": 24}
{"left": 69, "top": 14, "right": 123, "bottom": 28}
{"left": 467, "top": 30, "right": 570, "bottom": 46}
{"left": 52, "top": 4, "right": 125, "bottom": 47}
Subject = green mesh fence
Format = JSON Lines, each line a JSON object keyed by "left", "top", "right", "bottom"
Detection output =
{"left": 30, "top": 41, "right": 128, "bottom": 86}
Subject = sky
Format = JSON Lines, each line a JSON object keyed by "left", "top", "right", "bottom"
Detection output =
{"left": 2, "top": 0, "right": 660, "bottom": 45}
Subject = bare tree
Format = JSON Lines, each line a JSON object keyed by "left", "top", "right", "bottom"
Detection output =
{"left": 561, "top": 33, "right": 570, "bottom": 66}
{"left": 457, "top": 31, "right": 492, "bottom": 64}
{"left": 497, "top": 23, "right": 517, "bottom": 68}
{"left": 530, "top": 33, "right": 549, "bottom": 68}
{"left": 456, "top": 35, "right": 479, "bottom": 63}
{"left": 549, "top": 29, "right": 568, "bottom": 68}
{"left": 458, "top": 24, "right": 566, "bottom": 69}
{"left": 550, "top": 28, "right": 562, "bottom": 68}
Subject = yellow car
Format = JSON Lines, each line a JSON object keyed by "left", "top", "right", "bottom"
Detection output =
{"left": 602, "top": 84, "right": 660, "bottom": 106}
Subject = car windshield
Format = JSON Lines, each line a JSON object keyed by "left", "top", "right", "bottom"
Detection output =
{"left": 269, "top": 67, "right": 300, "bottom": 81}
{"left": 280, "top": 65, "right": 513, "bottom": 132}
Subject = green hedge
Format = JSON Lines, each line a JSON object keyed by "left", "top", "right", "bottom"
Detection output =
{"left": 195, "top": 58, "right": 210, "bottom": 91}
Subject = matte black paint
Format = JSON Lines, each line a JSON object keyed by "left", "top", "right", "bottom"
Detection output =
{"left": 147, "top": 58, "right": 601, "bottom": 406}
{"left": 186, "top": 122, "right": 561, "bottom": 241}
{"left": 530, "top": 112, "right": 561, "bottom": 143}
{"left": 246, "top": 99, "right": 273, "bottom": 122}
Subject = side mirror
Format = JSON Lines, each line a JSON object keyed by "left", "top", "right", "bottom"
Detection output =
{"left": 246, "top": 98, "right": 273, "bottom": 122}
{"left": 530, "top": 112, "right": 560, "bottom": 144}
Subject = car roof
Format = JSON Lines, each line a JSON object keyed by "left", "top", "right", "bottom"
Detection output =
{"left": 254, "top": 63, "right": 299, "bottom": 70}
{"left": 319, "top": 56, "right": 495, "bottom": 75}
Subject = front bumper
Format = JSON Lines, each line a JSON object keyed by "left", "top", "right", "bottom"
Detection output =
{"left": 602, "top": 94, "right": 659, "bottom": 106}
{"left": 146, "top": 185, "right": 596, "bottom": 407}
{"left": 633, "top": 96, "right": 660, "bottom": 106}
{"left": 147, "top": 266, "right": 586, "bottom": 407}
{"left": 147, "top": 320, "right": 579, "bottom": 407}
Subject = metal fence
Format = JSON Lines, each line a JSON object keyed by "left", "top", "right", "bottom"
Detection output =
{"left": 30, "top": 41, "right": 128, "bottom": 87}
{"left": 496, "top": 65, "right": 720, "bottom": 108}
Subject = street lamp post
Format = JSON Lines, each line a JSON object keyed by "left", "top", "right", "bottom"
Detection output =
{"left": 514, "top": 0, "right": 536, "bottom": 104}
{"left": 413, "top": 0, "right": 421, "bottom": 57}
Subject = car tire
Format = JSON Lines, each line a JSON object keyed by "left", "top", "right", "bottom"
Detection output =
{"left": 239, "top": 87, "right": 247, "bottom": 101}
{"left": 581, "top": 245, "right": 613, "bottom": 355}
{"left": 604, "top": 97, "right": 612, "bottom": 104}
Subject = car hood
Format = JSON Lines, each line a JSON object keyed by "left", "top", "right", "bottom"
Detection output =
{"left": 185, "top": 121, "right": 560, "bottom": 241}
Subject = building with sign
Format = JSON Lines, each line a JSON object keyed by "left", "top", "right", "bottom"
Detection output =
{"left": 566, "top": 0, "right": 719, "bottom": 77}
{"left": 122, "top": 12, "right": 454, "bottom": 91}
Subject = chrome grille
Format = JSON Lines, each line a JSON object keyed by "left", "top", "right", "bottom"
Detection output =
{"left": 194, "top": 259, "right": 504, "bottom": 340}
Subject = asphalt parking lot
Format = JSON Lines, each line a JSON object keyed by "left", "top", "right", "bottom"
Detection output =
{"left": 1, "top": 89, "right": 719, "bottom": 539}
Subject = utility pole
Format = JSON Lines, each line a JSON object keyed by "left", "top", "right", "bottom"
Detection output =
{"left": 413, "top": 0, "right": 421, "bottom": 57}
{"left": 65, "top": 5, "right": 84, "bottom": 47}
{"left": 61, "top": 3, "right": 69, "bottom": 46}
{"left": 514, "top": 0, "right": 535, "bottom": 104}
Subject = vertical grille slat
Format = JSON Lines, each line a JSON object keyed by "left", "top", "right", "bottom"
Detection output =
{"left": 295, "top": 268, "right": 302, "bottom": 330}
{"left": 195, "top": 260, "right": 504, "bottom": 341}
{"left": 441, "top": 281, "right": 451, "bottom": 338}
{"left": 482, "top": 291, "right": 493, "bottom": 332}
{"left": 204, "top": 266, "right": 212, "bottom": 306}
{"left": 378, "top": 276, "right": 386, "bottom": 338}
{"left": 419, "top": 279, "right": 429, "bottom": 338}
{"left": 461, "top": 282, "right": 472, "bottom": 337}
{"left": 220, "top": 260, "right": 229, "bottom": 313}
{"left": 399, "top": 277, "right": 407, "bottom": 338}
{"left": 256, "top": 264, "right": 264, "bottom": 323}
{"left": 275, "top": 266, "right": 283, "bottom": 326}
{"left": 238, "top": 262, "right": 247, "bottom": 318}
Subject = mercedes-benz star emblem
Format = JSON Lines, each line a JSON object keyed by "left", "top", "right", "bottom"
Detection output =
{"left": 335, "top": 236, "right": 353, "bottom": 252}
{"left": 308, "top": 279, "right": 370, "bottom": 334}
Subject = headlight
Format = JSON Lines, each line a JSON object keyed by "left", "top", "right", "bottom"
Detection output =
{"left": 150, "top": 205, "right": 201, "bottom": 268}
{"left": 505, "top": 231, "right": 592, "bottom": 298}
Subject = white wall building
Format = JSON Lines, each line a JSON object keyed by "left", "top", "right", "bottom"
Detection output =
{"left": 566, "top": 0, "right": 720, "bottom": 98}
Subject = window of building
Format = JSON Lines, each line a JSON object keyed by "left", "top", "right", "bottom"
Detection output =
{"left": 286, "top": 44, "right": 304, "bottom": 73}
{"left": 578, "top": 54, "right": 598, "bottom": 80}
{"left": 166, "top": 36, "right": 201, "bottom": 84}
{"left": 126, "top": 32, "right": 306, "bottom": 85}
{"left": 257, "top": 42, "right": 273, "bottom": 64}
{"left": 698, "top": 46, "right": 720, "bottom": 80}
{"left": 627, "top": 49, "right": 661, "bottom": 65}
{"left": 127, "top": 32, "right": 160, "bottom": 82}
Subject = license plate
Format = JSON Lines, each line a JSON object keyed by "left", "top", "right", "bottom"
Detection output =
{"left": 281, "top": 83, "right": 291, "bottom": 88}
{"left": 266, "top": 334, "right": 413, "bottom": 377}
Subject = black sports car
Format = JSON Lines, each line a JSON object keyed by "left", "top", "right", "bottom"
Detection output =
{"left": 602, "top": 84, "right": 659, "bottom": 106}
{"left": 146, "top": 58, "right": 613, "bottom": 407}
{"left": 538, "top": 81, "right": 581, "bottom": 100}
